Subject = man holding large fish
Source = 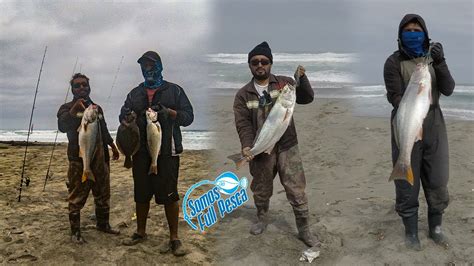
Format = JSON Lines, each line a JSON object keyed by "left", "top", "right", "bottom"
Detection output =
{"left": 384, "top": 14, "right": 455, "bottom": 250}
{"left": 57, "top": 73, "right": 120, "bottom": 244}
{"left": 119, "top": 51, "right": 194, "bottom": 256}
{"left": 232, "top": 41, "right": 318, "bottom": 246}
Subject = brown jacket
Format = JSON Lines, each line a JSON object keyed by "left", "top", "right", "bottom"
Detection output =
{"left": 233, "top": 74, "right": 313, "bottom": 152}
{"left": 57, "top": 100, "right": 114, "bottom": 162}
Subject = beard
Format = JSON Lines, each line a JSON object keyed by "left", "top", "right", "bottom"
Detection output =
{"left": 252, "top": 67, "right": 270, "bottom": 81}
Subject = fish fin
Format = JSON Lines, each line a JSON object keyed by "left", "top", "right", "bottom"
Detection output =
{"left": 227, "top": 153, "right": 248, "bottom": 169}
{"left": 79, "top": 146, "right": 84, "bottom": 158}
{"left": 155, "top": 123, "right": 161, "bottom": 132}
{"left": 389, "top": 161, "right": 415, "bottom": 186}
{"left": 77, "top": 124, "right": 82, "bottom": 133}
{"left": 149, "top": 164, "right": 158, "bottom": 175}
{"left": 417, "top": 82, "right": 425, "bottom": 95}
{"left": 264, "top": 144, "right": 275, "bottom": 154}
{"left": 235, "top": 159, "right": 248, "bottom": 170}
{"left": 406, "top": 166, "right": 414, "bottom": 186}
{"left": 415, "top": 127, "right": 423, "bottom": 142}
{"left": 392, "top": 118, "right": 399, "bottom": 148}
{"left": 81, "top": 170, "right": 95, "bottom": 183}
{"left": 283, "top": 109, "right": 291, "bottom": 122}
{"left": 124, "top": 156, "right": 133, "bottom": 169}
{"left": 83, "top": 122, "right": 88, "bottom": 132}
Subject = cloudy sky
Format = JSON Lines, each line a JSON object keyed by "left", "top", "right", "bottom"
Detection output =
{"left": 0, "top": 0, "right": 214, "bottom": 130}
{"left": 1, "top": 0, "right": 472, "bottom": 130}
{"left": 211, "top": 0, "right": 473, "bottom": 84}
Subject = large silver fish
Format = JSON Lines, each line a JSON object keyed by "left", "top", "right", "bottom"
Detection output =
{"left": 229, "top": 82, "right": 296, "bottom": 168}
{"left": 390, "top": 63, "right": 432, "bottom": 185}
{"left": 146, "top": 108, "right": 162, "bottom": 175}
{"left": 117, "top": 111, "right": 140, "bottom": 169}
{"left": 78, "top": 105, "right": 100, "bottom": 183}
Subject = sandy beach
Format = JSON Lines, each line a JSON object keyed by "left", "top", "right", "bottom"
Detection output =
{"left": 208, "top": 95, "right": 474, "bottom": 265}
{"left": 0, "top": 143, "right": 216, "bottom": 264}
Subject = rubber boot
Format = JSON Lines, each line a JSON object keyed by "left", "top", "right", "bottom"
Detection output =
{"left": 69, "top": 213, "right": 86, "bottom": 244}
{"left": 96, "top": 207, "right": 120, "bottom": 235}
{"left": 402, "top": 215, "right": 421, "bottom": 251}
{"left": 294, "top": 204, "right": 319, "bottom": 247}
{"left": 250, "top": 204, "right": 269, "bottom": 235}
{"left": 428, "top": 213, "right": 449, "bottom": 248}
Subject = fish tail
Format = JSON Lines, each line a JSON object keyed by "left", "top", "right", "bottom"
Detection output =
{"left": 81, "top": 170, "right": 95, "bottom": 183}
{"left": 149, "top": 164, "right": 158, "bottom": 175}
{"left": 227, "top": 153, "right": 247, "bottom": 169}
{"left": 389, "top": 161, "right": 414, "bottom": 185}
{"left": 124, "top": 156, "right": 133, "bottom": 169}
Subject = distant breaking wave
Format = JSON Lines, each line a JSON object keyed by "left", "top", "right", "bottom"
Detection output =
{"left": 206, "top": 52, "right": 358, "bottom": 64}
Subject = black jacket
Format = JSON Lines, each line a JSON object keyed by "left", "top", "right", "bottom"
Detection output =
{"left": 57, "top": 100, "right": 114, "bottom": 162}
{"left": 384, "top": 14, "right": 455, "bottom": 109}
{"left": 119, "top": 81, "right": 194, "bottom": 156}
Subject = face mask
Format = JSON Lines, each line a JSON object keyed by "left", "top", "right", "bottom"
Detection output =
{"left": 141, "top": 61, "right": 164, "bottom": 89}
{"left": 401, "top": 31, "right": 426, "bottom": 57}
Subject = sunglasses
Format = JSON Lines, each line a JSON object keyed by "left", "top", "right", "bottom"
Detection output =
{"left": 258, "top": 90, "right": 273, "bottom": 108}
{"left": 250, "top": 59, "right": 271, "bottom": 66}
{"left": 72, "top": 82, "right": 89, "bottom": 89}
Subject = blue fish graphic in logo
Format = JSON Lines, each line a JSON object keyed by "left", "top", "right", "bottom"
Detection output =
{"left": 215, "top": 172, "right": 248, "bottom": 195}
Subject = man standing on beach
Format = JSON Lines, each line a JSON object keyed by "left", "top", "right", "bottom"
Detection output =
{"left": 384, "top": 14, "right": 455, "bottom": 250}
{"left": 119, "top": 51, "right": 193, "bottom": 256}
{"left": 233, "top": 41, "right": 317, "bottom": 247}
{"left": 57, "top": 73, "right": 120, "bottom": 244}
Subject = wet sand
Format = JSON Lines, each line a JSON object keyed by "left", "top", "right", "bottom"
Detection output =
{"left": 208, "top": 95, "right": 474, "bottom": 265}
{"left": 0, "top": 143, "right": 215, "bottom": 264}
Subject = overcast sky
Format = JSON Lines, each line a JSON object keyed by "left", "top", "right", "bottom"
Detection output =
{"left": 1, "top": 0, "right": 472, "bottom": 130}
{"left": 0, "top": 0, "right": 214, "bottom": 130}
{"left": 211, "top": 0, "right": 473, "bottom": 84}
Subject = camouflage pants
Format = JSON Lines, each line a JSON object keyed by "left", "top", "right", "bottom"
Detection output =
{"left": 249, "top": 145, "right": 308, "bottom": 209}
{"left": 67, "top": 159, "right": 110, "bottom": 230}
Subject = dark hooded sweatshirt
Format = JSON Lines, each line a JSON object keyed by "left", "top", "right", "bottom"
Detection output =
{"left": 384, "top": 14, "right": 455, "bottom": 108}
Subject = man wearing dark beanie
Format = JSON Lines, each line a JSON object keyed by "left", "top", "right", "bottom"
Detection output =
{"left": 233, "top": 41, "right": 318, "bottom": 247}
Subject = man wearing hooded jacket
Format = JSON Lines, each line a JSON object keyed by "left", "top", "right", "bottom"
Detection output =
{"left": 57, "top": 73, "right": 121, "bottom": 243}
{"left": 384, "top": 14, "right": 455, "bottom": 250}
{"left": 119, "top": 51, "right": 193, "bottom": 256}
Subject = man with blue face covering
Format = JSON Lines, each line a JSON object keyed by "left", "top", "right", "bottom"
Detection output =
{"left": 119, "top": 51, "right": 194, "bottom": 256}
{"left": 384, "top": 14, "right": 455, "bottom": 251}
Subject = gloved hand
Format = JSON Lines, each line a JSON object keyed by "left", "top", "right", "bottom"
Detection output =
{"left": 242, "top": 147, "right": 254, "bottom": 162}
{"left": 150, "top": 103, "right": 169, "bottom": 121}
{"left": 69, "top": 99, "right": 86, "bottom": 117}
{"left": 431, "top": 42, "right": 445, "bottom": 64}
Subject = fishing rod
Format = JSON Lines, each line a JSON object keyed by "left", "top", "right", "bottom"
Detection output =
{"left": 18, "top": 46, "right": 47, "bottom": 202}
{"left": 43, "top": 57, "right": 79, "bottom": 191}
{"left": 106, "top": 56, "right": 124, "bottom": 105}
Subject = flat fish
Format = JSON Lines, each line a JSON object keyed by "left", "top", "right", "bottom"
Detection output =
{"left": 117, "top": 111, "right": 140, "bottom": 168}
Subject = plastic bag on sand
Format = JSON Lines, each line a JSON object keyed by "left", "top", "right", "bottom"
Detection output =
{"left": 299, "top": 248, "right": 320, "bottom": 263}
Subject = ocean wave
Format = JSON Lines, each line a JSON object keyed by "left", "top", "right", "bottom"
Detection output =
{"left": 352, "top": 85, "right": 386, "bottom": 92}
{"left": 206, "top": 52, "right": 358, "bottom": 64}
{"left": 0, "top": 130, "right": 216, "bottom": 150}
{"left": 316, "top": 94, "right": 385, "bottom": 99}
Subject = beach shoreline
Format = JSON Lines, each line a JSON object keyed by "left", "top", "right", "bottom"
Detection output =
{"left": 208, "top": 96, "right": 474, "bottom": 265}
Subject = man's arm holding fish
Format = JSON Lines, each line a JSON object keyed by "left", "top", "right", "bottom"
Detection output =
{"left": 119, "top": 94, "right": 133, "bottom": 124}
{"left": 97, "top": 105, "right": 119, "bottom": 161}
{"left": 383, "top": 56, "right": 404, "bottom": 108}
{"left": 294, "top": 65, "right": 314, "bottom": 104}
{"left": 233, "top": 93, "right": 255, "bottom": 160}
{"left": 57, "top": 99, "right": 84, "bottom": 133}
{"left": 431, "top": 42, "right": 455, "bottom": 96}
